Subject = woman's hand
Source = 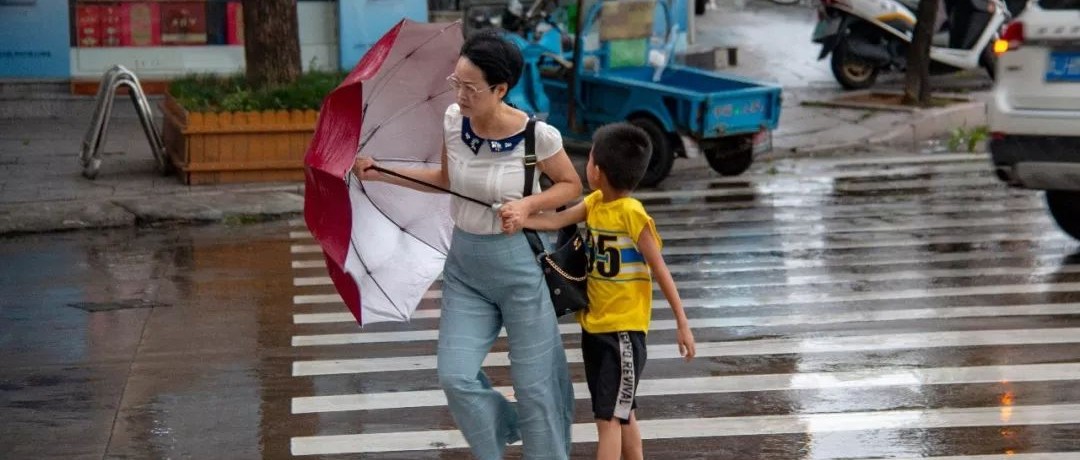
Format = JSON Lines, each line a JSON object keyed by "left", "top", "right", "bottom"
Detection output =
{"left": 498, "top": 199, "right": 533, "bottom": 235}
{"left": 352, "top": 156, "right": 382, "bottom": 181}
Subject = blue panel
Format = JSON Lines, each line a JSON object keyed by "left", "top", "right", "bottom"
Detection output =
{"left": 0, "top": 0, "right": 71, "bottom": 78}
{"left": 338, "top": 0, "right": 428, "bottom": 70}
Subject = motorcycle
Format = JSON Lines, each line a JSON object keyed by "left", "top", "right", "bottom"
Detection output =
{"left": 813, "top": 0, "right": 1010, "bottom": 90}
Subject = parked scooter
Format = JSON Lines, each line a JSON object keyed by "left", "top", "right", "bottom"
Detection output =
{"left": 813, "top": 0, "right": 1010, "bottom": 90}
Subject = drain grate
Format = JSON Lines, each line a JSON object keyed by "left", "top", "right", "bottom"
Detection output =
{"left": 68, "top": 300, "right": 170, "bottom": 312}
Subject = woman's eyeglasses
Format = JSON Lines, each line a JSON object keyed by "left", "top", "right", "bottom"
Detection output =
{"left": 447, "top": 75, "right": 496, "bottom": 98}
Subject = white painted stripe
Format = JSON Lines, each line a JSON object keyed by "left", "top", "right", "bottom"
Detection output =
{"left": 288, "top": 218, "right": 305, "bottom": 227}
{"left": 798, "top": 152, "right": 986, "bottom": 167}
{"left": 290, "top": 402, "right": 1080, "bottom": 455}
{"left": 291, "top": 244, "right": 321, "bottom": 254}
{"left": 290, "top": 231, "right": 311, "bottom": 240}
{"left": 675, "top": 264, "right": 1080, "bottom": 290}
{"left": 294, "top": 276, "right": 330, "bottom": 287}
{"left": 640, "top": 189, "right": 1031, "bottom": 213}
{"left": 860, "top": 454, "right": 1080, "bottom": 460}
{"left": 292, "top": 303, "right": 1080, "bottom": 346}
{"left": 662, "top": 231, "right": 1066, "bottom": 255}
{"left": 633, "top": 177, "right": 999, "bottom": 200}
{"left": 658, "top": 216, "right": 1046, "bottom": 241}
{"left": 293, "top": 280, "right": 1080, "bottom": 319}
{"left": 293, "top": 294, "right": 341, "bottom": 305}
{"left": 292, "top": 260, "right": 325, "bottom": 269}
{"left": 658, "top": 200, "right": 1043, "bottom": 227}
{"left": 668, "top": 161, "right": 991, "bottom": 185}
{"left": 290, "top": 247, "right": 1075, "bottom": 304}
{"left": 291, "top": 362, "right": 1080, "bottom": 413}
{"left": 292, "top": 327, "right": 1080, "bottom": 376}
{"left": 292, "top": 309, "right": 441, "bottom": 324}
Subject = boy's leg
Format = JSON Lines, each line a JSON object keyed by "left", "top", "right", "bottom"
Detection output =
{"left": 620, "top": 411, "right": 644, "bottom": 460}
{"left": 595, "top": 418, "right": 623, "bottom": 460}
{"left": 437, "top": 267, "right": 515, "bottom": 460}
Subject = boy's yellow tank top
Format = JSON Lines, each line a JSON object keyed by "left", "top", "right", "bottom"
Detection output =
{"left": 577, "top": 190, "right": 661, "bottom": 334}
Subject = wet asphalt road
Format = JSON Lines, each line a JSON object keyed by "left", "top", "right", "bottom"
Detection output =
{"left": 4, "top": 150, "right": 1080, "bottom": 460}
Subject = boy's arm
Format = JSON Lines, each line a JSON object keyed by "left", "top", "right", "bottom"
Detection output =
{"left": 637, "top": 227, "right": 696, "bottom": 361}
{"left": 517, "top": 201, "right": 587, "bottom": 232}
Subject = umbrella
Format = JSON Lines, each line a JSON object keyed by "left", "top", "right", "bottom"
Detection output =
{"left": 304, "top": 20, "right": 463, "bottom": 325}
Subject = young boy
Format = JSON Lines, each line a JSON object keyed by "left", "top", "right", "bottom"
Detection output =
{"left": 507, "top": 122, "right": 696, "bottom": 460}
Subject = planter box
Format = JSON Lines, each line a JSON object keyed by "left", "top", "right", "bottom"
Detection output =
{"left": 161, "top": 94, "right": 317, "bottom": 185}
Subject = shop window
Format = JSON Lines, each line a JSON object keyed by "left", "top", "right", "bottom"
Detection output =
{"left": 73, "top": 0, "right": 243, "bottom": 48}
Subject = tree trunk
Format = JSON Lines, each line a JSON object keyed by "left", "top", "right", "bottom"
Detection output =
{"left": 902, "top": 0, "right": 939, "bottom": 106}
{"left": 242, "top": 0, "right": 302, "bottom": 88}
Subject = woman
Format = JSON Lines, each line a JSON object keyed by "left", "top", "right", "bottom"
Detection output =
{"left": 353, "top": 30, "right": 581, "bottom": 459}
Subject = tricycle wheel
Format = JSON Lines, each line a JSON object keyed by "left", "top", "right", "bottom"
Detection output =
{"left": 704, "top": 135, "right": 754, "bottom": 177}
{"left": 631, "top": 117, "right": 674, "bottom": 188}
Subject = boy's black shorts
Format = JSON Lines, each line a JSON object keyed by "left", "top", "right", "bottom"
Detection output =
{"left": 581, "top": 329, "right": 647, "bottom": 424}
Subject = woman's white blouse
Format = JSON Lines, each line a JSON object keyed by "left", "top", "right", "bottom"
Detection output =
{"left": 443, "top": 103, "right": 563, "bottom": 235}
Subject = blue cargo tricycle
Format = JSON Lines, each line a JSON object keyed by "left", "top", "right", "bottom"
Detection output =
{"left": 505, "top": 0, "right": 782, "bottom": 186}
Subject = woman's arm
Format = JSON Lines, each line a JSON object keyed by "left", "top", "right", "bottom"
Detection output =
{"left": 352, "top": 144, "right": 450, "bottom": 194}
{"left": 499, "top": 149, "right": 583, "bottom": 232}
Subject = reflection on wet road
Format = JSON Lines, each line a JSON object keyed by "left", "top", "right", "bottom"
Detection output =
{"left": 4, "top": 151, "right": 1080, "bottom": 459}
{"left": 285, "top": 152, "right": 1080, "bottom": 459}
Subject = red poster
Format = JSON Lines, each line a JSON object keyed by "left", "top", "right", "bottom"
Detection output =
{"left": 76, "top": 5, "right": 103, "bottom": 48}
{"left": 226, "top": 2, "right": 244, "bottom": 45}
{"left": 160, "top": 2, "right": 207, "bottom": 45}
{"left": 101, "top": 4, "right": 123, "bottom": 47}
{"left": 120, "top": 3, "right": 162, "bottom": 47}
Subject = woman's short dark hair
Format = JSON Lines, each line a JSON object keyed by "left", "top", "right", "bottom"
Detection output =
{"left": 591, "top": 123, "right": 652, "bottom": 191}
{"left": 460, "top": 29, "right": 524, "bottom": 91}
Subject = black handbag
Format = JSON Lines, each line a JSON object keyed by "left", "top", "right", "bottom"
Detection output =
{"left": 521, "top": 119, "right": 590, "bottom": 317}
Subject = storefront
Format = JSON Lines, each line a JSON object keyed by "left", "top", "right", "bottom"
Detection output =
{"left": 1, "top": 0, "right": 342, "bottom": 84}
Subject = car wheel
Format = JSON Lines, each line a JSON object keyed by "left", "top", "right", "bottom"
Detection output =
{"left": 1047, "top": 190, "right": 1080, "bottom": 241}
{"left": 630, "top": 117, "right": 674, "bottom": 188}
{"left": 695, "top": 0, "right": 706, "bottom": 15}
{"left": 831, "top": 39, "right": 879, "bottom": 90}
{"left": 704, "top": 135, "right": 754, "bottom": 176}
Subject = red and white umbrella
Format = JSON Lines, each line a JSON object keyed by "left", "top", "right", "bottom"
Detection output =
{"left": 304, "top": 20, "right": 462, "bottom": 325}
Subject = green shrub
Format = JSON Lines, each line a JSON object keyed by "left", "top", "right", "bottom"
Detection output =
{"left": 169, "top": 71, "right": 347, "bottom": 113}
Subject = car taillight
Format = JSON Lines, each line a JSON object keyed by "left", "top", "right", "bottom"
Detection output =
{"left": 994, "top": 21, "right": 1024, "bottom": 55}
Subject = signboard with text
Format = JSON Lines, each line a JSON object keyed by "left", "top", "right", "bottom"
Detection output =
{"left": 1, "top": 0, "right": 71, "bottom": 77}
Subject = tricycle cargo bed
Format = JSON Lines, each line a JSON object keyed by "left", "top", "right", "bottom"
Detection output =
{"left": 590, "top": 67, "right": 781, "bottom": 138}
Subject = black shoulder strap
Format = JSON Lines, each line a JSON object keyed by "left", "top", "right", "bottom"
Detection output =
{"left": 522, "top": 119, "right": 545, "bottom": 256}
{"left": 523, "top": 118, "right": 537, "bottom": 197}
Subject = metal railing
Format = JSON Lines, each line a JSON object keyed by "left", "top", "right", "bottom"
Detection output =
{"left": 79, "top": 65, "right": 170, "bottom": 179}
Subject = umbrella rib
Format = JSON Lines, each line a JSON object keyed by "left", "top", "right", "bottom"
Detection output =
{"left": 354, "top": 179, "right": 448, "bottom": 257}
{"left": 359, "top": 89, "right": 453, "bottom": 151}
{"left": 348, "top": 240, "right": 407, "bottom": 319}
{"left": 364, "top": 26, "right": 456, "bottom": 104}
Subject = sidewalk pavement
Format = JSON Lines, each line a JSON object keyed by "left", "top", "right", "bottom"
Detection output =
{"left": 0, "top": 0, "right": 993, "bottom": 236}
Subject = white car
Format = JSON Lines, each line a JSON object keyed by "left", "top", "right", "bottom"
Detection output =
{"left": 988, "top": 0, "right": 1080, "bottom": 240}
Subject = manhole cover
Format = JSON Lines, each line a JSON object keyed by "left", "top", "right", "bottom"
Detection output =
{"left": 68, "top": 300, "right": 170, "bottom": 312}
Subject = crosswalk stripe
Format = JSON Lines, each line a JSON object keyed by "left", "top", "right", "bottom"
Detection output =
{"left": 292, "top": 260, "right": 325, "bottom": 269}
{"left": 288, "top": 218, "right": 304, "bottom": 227}
{"left": 791, "top": 153, "right": 986, "bottom": 167}
{"left": 668, "top": 161, "right": 991, "bottom": 184}
{"left": 633, "top": 176, "right": 999, "bottom": 200}
{"left": 657, "top": 200, "right": 1043, "bottom": 226}
{"left": 292, "top": 327, "right": 1080, "bottom": 376}
{"left": 855, "top": 454, "right": 1080, "bottom": 460}
{"left": 640, "top": 189, "right": 1032, "bottom": 212}
{"left": 291, "top": 244, "right": 321, "bottom": 254}
{"left": 290, "top": 403, "right": 1080, "bottom": 455}
{"left": 293, "top": 257, "right": 1080, "bottom": 290}
{"left": 291, "top": 303, "right": 1080, "bottom": 347}
{"left": 290, "top": 231, "right": 311, "bottom": 240}
{"left": 291, "top": 362, "right": 1080, "bottom": 413}
{"left": 662, "top": 231, "right": 1066, "bottom": 255}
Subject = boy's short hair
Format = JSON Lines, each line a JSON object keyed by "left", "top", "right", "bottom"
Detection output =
{"left": 591, "top": 123, "right": 652, "bottom": 191}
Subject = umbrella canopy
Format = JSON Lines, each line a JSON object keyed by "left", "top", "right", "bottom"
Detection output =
{"left": 304, "top": 20, "right": 463, "bottom": 325}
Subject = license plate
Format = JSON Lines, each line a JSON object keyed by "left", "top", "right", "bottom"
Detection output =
{"left": 812, "top": 18, "right": 841, "bottom": 42}
{"left": 1046, "top": 51, "right": 1080, "bottom": 82}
